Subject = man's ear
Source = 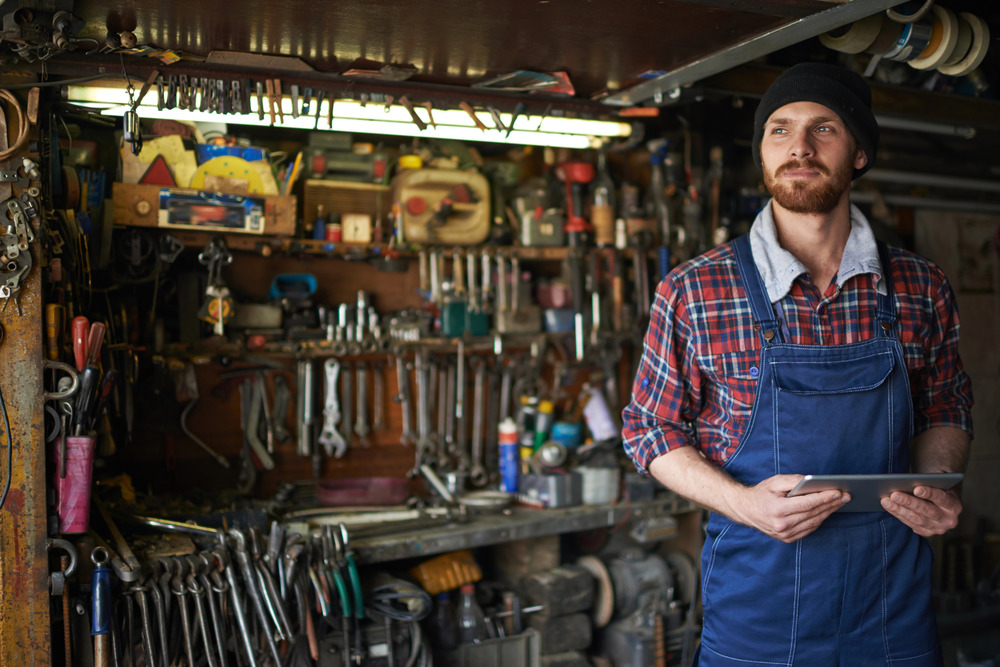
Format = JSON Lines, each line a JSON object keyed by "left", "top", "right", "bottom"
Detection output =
{"left": 854, "top": 148, "right": 868, "bottom": 171}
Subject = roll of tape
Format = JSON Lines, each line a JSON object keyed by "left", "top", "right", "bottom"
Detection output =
{"left": 938, "top": 12, "right": 989, "bottom": 77}
{"left": 867, "top": 18, "right": 904, "bottom": 55}
{"left": 884, "top": 18, "right": 934, "bottom": 62}
{"left": 910, "top": 5, "right": 959, "bottom": 70}
{"left": 940, "top": 11, "right": 973, "bottom": 68}
{"left": 820, "top": 13, "right": 884, "bottom": 54}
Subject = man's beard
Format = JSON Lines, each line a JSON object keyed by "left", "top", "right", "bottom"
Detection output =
{"left": 764, "top": 156, "right": 853, "bottom": 214}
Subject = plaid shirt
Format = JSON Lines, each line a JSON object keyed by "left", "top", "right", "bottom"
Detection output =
{"left": 622, "top": 202, "right": 974, "bottom": 474}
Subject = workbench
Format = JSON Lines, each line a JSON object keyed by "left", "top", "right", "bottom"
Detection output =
{"left": 288, "top": 494, "right": 698, "bottom": 565}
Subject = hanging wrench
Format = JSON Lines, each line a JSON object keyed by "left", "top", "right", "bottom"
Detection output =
{"left": 436, "top": 362, "right": 450, "bottom": 468}
{"left": 372, "top": 361, "right": 386, "bottom": 431}
{"left": 410, "top": 350, "right": 434, "bottom": 476}
{"left": 354, "top": 362, "right": 371, "bottom": 446}
{"left": 318, "top": 359, "right": 347, "bottom": 458}
{"left": 469, "top": 357, "right": 488, "bottom": 486}
{"left": 271, "top": 374, "right": 292, "bottom": 445}
{"left": 296, "top": 360, "right": 315, "bottom": 457}
{"left": 341, "top": 362, "right": 354, "bottom": 450}
{"left": 455, "top": 340, "right": 469, "bottom": 473}
{"left": 392, "top": 350, "right": 416, "bottom": 446}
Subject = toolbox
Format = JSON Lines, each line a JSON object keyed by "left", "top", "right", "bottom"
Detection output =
{"left": 112, "top": 183, "right": 297, "bottom": 236}
{"left": 391, "top": 168, "right": 491, "bottom": 244}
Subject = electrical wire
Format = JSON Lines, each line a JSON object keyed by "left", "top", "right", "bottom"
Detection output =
{"left": 367, "top": 580, "right": 434, "bottom": 667}
{"left": 0, "top": 379, "right": 14, "bottom": 510}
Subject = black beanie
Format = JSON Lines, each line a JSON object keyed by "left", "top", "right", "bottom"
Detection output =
{"left": 751, "top": 62, "right": 879, "bottom": 179}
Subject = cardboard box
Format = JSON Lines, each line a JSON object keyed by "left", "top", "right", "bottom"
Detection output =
{"left": 112, "top": 183, "right": 297, "bottom": 236}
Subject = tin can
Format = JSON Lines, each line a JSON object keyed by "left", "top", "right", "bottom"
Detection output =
{"left": 498, "top": 417, "right": 519, "bottom": 494}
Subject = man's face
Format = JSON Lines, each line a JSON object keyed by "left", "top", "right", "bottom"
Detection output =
{"left": 760, "top": 101, "right": 867, "bottom": 214}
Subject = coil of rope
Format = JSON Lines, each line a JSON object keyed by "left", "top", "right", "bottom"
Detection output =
{"left": 0, "top": 89, "right": 29, "bottom": 163}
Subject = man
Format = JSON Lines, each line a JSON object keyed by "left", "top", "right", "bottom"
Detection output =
{"left": 622, "top": 62, "right": 973, "bottom": 666}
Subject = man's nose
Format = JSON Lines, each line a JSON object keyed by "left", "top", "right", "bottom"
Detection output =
{"left": 789, "top": 130, "right": 815, "bottom": 158}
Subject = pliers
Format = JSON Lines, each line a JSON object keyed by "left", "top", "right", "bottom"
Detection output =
{"left": 326, "top": 524, "right": 364, "bottom": 664}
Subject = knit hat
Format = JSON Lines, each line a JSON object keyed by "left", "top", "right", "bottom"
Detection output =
{"left": 751, "top": 62, "right": 879, "bottom": 179}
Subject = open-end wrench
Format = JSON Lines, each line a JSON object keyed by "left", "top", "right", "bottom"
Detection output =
{"left": 372, "top": 361, "right": 386, "bottom": 431}
{"left": 444, "top": 361, "right": 456, "bottom": 458}
{"left": 128, "top": 577, "right": 157, "bottom": 667}
{"left": 296, "top": 360, "right": 315, "bottom": 457}
{"left": 392, "top": 350, "right": 416, "bottom": 446}
{"left": 436, "top": 361, "right": 450, "bottom": 468}
{"left": 354, "top": 362, "right": 371, "bottom": 446}
{"left": 318, "top": 359, "right": 346, "bottom": 458}
{"left": 170, "top": 558, "right": 197, "bottom": 667}
{"left": 197, "top": 554, "right": 229, "bottom": 667}
{"left": 469, "top": 356, "right": 488, "bottom": 486}
{"left": 341, "top": 362, "right": 354, "bottom": 450}
{"left": 455, "top": 341, "right": 470, "bottom": 473}
{"left": 229, "top": 529, "right": 281, "bottom": 666}
{"left": 271, "top": 373, "right": 292, "bottom": 445}
{"left": 185, "top": 558, "right": 218, "bottom": 667}
{"left": 213, "top": 545, "right": 257, "bottom": 667}
{"left": 411, "top": 350, "right": 434, "bottom": 476}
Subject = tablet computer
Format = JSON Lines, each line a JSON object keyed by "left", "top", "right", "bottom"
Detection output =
{"left": 786, "top": 473, "right": 963, "bottom": 512}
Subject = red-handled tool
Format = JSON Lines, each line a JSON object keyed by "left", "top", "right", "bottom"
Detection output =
{"left": 85, "top": 321, "right": 106, "bottom": 369}
{"left": 71, "top": 316, "right": 90, "bottom": 372}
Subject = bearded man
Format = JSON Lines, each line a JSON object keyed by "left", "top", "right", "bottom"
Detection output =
{"left": 622, "top": 62, "right": 973, "bottom": 666}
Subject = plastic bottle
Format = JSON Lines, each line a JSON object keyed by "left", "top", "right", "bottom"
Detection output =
{"left": 590, "top": 150, "right": 616, "bottom": 246}
{"left": 427, "top": 592, "right": 459, "bottom": 654}
{"left": 455, "top": 584, "right": 487, "bottom": 644}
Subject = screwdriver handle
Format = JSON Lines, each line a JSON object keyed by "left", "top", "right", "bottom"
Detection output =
{"left": 71, "top": 316, "right": 89, "bottom": 372}
{"left": 85, "top": 322, "right": 106, "bottom": 369}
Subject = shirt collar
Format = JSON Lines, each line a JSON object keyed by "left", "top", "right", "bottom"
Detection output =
{"left": 748, "top": 199, "right": 886, "bottom": 303}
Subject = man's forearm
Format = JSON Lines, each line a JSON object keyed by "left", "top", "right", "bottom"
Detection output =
{"left": 648, "top": 446, "right": 748, "bottom": 521}
{"left": 911, "top": 426, "right": 970, "bottom": 475}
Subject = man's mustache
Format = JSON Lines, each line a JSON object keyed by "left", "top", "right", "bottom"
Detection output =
{"left": 776, "top": 159, "right": 828, "bottom": 176}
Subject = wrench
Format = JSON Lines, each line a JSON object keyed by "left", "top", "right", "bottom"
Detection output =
{"left": 213, "top": 545, "right": 257, "bottom": 667}
{"left": 436, "top": 362, "right": 450, "bottom": 468}
{"left": 342, "top": 362, "right": 354, "bottom": 449}
{"left": 229, "top": 529, "right": 282, "bottom": 666}
{"left": 271, "top": 374, "right": 292, "bottom": 445}
{"left": 318, "top": 358, "right": 347, "bottom": 458}
{"left": 455, "top": 341, "right": 470, "bottom": 473}
{"left": 469, "top": 357, "right": 488, "bottom": 486}
{"left": 411, "top": 350, "right": 434, "bottom": 476}
{"left": 392, "top": 350, "right": 416, "bottom": 446}
{"left": 372, "top": 361, "right": 386, "bottom": 431}
{"left": 354, "top": 362, "right": 371, "bottom": 445}
{"left": 296, "top": 360, "right": 314, "bottom": 457}
{"left": 186, "top": 559, "right": 218, "bottom": 667}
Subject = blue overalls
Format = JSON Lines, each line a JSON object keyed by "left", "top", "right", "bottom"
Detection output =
{"left": 695, "top": 235, "right": 941, "bottom": 666}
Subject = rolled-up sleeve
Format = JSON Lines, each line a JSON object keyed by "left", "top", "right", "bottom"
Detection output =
{"left": 622, "top": 275, "right": 701, "bottom": 475}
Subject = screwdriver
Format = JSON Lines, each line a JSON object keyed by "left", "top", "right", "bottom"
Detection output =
{"left": 71, "top": 316, "right": 89, "bottom": 372}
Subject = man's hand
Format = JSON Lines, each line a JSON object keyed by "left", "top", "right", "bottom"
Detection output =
{"left": 881, "top": 486, "right": 962, "bottom": 537}
{"left": 732, "top": 475, "right": 850, "bottom": 543}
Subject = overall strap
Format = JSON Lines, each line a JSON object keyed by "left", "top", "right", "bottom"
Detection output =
{"left": 732, "top": 234, "right": 782, "bottom": 344}
{"left": 875, "top": 240, "right": 897, "bottom": 336}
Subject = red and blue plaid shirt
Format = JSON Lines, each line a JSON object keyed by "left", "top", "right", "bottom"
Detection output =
{"left": 622, "top": 204, "right": 974, "bottom": 474}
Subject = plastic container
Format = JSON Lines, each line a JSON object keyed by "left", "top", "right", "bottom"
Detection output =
{"left": 499, "top": 418, "right": 520, "bottom": 494}
{"left": 53, "top": 435, "right": 97, "bottom": 534}
{"left": 456, "top": 584, "right": 487, "bottom": 645}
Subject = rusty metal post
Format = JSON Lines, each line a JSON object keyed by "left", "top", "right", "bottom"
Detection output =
{"left": 0, "top": 90, "right": 52, "bottom": 665}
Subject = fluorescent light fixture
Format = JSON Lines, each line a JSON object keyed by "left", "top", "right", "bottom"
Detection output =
{"left": 65, "top": 85, "right": 633, "bottom": 149}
